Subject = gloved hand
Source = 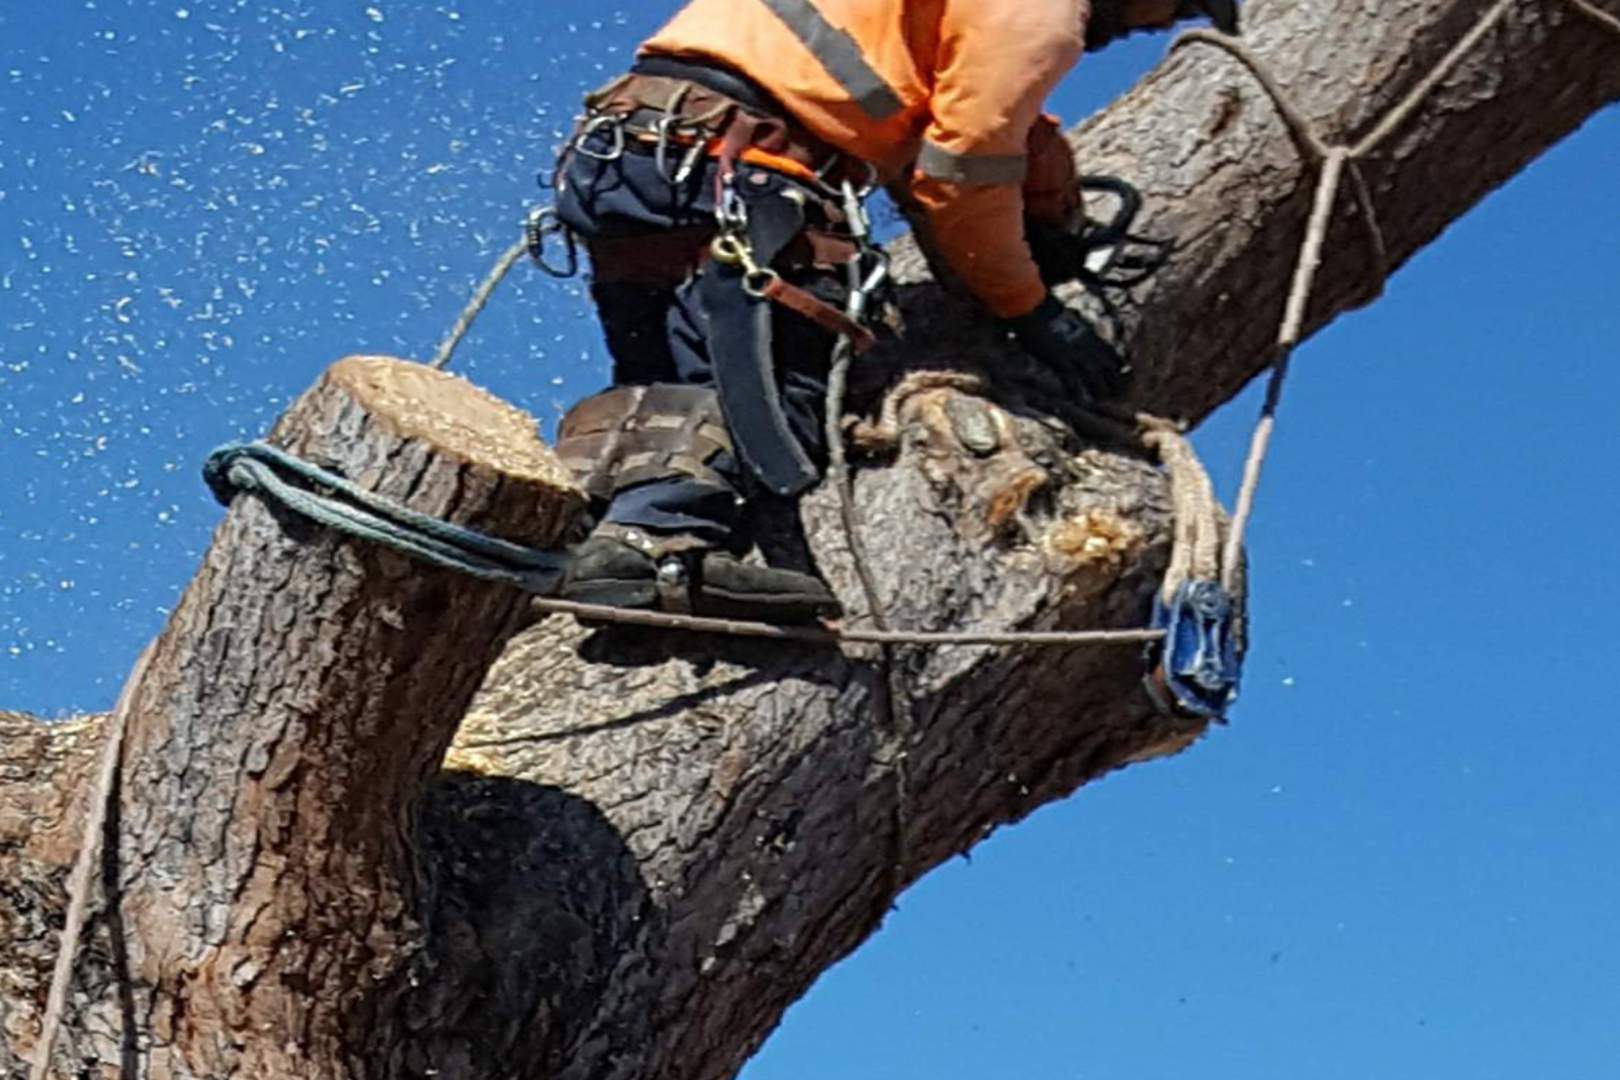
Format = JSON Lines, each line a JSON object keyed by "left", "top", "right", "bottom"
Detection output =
{"left": 1003, "top": 294, "right": 1129, "bottom": 403}
{"left": 1025, "top": 216, "right": 1089, "bottom": 289}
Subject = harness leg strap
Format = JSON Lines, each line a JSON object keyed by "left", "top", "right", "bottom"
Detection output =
{"left": 703, "top": 187, "right": 825, "bottom": 497}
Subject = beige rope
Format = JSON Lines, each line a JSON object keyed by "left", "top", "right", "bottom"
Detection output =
{"left": 1350, "top": 0, "right": 1518, "bottom": 159}
{"left": 1170, "top": 29, "right": 1331, "bottom": 163}
{"left": 1172, "top": 0, "right": 1543, "bottom": 594}
{"left": 31, "top": 641, "right": 155, "bottom": 1080}
{"left": 1569, "top": 0, "right": 1620, "bottom": 37}
{"left": 530, "top": 596, "right": 1164, "bottom": 647}
{"left": 1140, "top": 417, "right": 1223, "bottom": 604}
{"left": 1220, "top": 148, "right": 1349, "bottom": 591}
{"left": 429, "top": 237, "right": 529, "bottom": 372}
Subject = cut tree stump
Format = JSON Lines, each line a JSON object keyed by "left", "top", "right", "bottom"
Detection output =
{"left": 2, "top": 356, "right": 584, "bottom": 1078}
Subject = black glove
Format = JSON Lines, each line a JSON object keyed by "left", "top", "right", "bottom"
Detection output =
{"left": 1026, "top": 216, "right": 1088, "bottom": 289}
{"left": 1004, "top": 294, "right": 1129, "bottom": 403}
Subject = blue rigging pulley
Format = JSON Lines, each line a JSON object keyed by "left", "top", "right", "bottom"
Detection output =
{"left": 1145, "top": 579, "right": 1243, "bottom": 721}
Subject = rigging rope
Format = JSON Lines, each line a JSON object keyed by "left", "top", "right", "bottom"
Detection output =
{"left": 29, "top": 641, "right": 154, "bottom": 1080}
{"left": 1570, "top": 0, "right": 1620, "bottom": 36}
{"left": 1170, "top": 0, "right": 1528, "bottom": 591}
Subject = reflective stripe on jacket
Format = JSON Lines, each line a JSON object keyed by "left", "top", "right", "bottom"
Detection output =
{"left": 642, "top": 0, "right": 1089, "bottom": 318}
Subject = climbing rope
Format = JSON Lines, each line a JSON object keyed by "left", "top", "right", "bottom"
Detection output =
{"left": 429, "top": 237, "right": 529, "bottom": 372}
{"left": 1571, "top": 0, "right": 1620, "bottom": 36}
{"left": 29, "top": 640, "right": 154, "bottom": 1080}
{"left": 529, "top": 596, "right": 1163, "bottom": 647}
{"left": 204, "top": 442, "right": 567, "bottom": 594}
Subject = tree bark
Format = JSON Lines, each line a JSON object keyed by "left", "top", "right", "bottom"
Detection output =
{"left": 2, "top": 1, "right": 1616, "bottom": 1078}
{"left": 2, "top": 358, "right": 582, "bottom": 1077}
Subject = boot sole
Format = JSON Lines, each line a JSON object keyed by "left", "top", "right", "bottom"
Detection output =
{"left": 696, "top": 586, "right": 841, "bottom": 624}
{"left": 559, "top": 578, "right": 659, "bottom": 611}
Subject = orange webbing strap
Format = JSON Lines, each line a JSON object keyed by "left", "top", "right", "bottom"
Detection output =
{"left": 760, "top": 275, "right": 877, "bottom": 353}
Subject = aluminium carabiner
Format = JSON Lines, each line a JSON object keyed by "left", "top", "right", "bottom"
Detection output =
{"left": 525, "top": 206, "right": 579, "bottom": 279}
{"left": 571, "top": 113, "right": 627, "bottom": 162}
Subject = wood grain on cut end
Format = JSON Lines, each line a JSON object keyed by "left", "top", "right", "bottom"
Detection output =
{"left": 327, "top": 355, "right": 578, "bottom": 496}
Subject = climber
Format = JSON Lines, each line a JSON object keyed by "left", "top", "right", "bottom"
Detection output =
{"left": 541, "top": 0, "right": 1240, "bottom": 623}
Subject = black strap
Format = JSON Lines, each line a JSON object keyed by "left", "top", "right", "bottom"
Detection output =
{"left": 632, "top": 54, "right": 787, "bottom": 118}
{"left": 703, "top": 192, "right": 820, "bottom": 497}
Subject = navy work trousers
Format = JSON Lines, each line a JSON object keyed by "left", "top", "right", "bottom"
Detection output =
{"left": 552, "top": 127, "right": 844, "bottom": 547}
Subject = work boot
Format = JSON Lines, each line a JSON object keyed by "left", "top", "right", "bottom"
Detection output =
{"left": 561, "top": 525, "right": 841, "bottom": 624}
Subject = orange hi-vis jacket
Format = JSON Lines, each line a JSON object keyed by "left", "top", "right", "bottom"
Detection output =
{"left": 642, "top": 0, "right": 1090, "bottom": 319}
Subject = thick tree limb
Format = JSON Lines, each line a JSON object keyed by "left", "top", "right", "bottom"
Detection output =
{"left": 1, "top": 1, "right": 1616, "bottom": 1077}
{"left": 425, "top": 4, "right": 1620, "bottom": 1078}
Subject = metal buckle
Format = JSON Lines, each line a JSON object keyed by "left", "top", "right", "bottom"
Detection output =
{"left": 710, "top": 233, "right": 781, "bottom": 299}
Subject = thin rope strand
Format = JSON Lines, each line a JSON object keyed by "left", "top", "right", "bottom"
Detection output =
{"left": 1568, "top": 0, "right": 1620, "bottom": 37}
{"left": 430, "top": 237, "right": 529, "bottom": 372}
{"left": 1351, "top": 0, "right": 1517, "bottom": 157}
{"left": 1221, "top": 147, "right": 1348, "bottom": 592}
{"left": 31, "top": 641, "right": 155, "bottom": 1080}
{"left": 824, "top": 337, "right": 890, "bottom": 632}
{"left": 1170, "top": 29, "right": 1331, "bottom": 162}
{"left": 529, "top": 596, "right": 1164, "bottom": 647}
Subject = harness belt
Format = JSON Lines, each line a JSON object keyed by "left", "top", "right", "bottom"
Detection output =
{"left": 580, "top": 67, "right": 872, "bottom": 192}
{"left": 586, "top": 225, "right": 864, "bottom": 287}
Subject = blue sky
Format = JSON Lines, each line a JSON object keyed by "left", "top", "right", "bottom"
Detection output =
{"left": 2, "top": 3, "right": 1617, "bottom": 1077}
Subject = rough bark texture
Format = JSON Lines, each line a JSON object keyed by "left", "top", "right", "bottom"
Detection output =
{"left": 2, "top": 358, "right": 582, "bottom": 1077}
{"left": 2, "top": 1, "right": 1617, "bottom": 1077}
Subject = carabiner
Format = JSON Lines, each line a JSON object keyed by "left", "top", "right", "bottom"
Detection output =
{"left": 709, "top": 232, "right": 750, "bottom": 268}
{"left": 571, "top": 113, "right": 627, "bottom": 162}
{"left": 653, "top": 115, "right": 706, "bottom": 186}
{"left": 716, "top": 181, "right": 750, "bottom": 235}
{"left": 840, "top": 176, "right": 876, "bottom": 243}
{"left": 525, "top": 206, "right": 579, "bottom": 279}
{"left": 848, "top": 251, "right": 890, "bottom": 323}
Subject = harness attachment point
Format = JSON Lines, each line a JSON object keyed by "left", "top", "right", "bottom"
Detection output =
{"left": 1145, "top": 579, "right": 1243, "bottom": 722}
